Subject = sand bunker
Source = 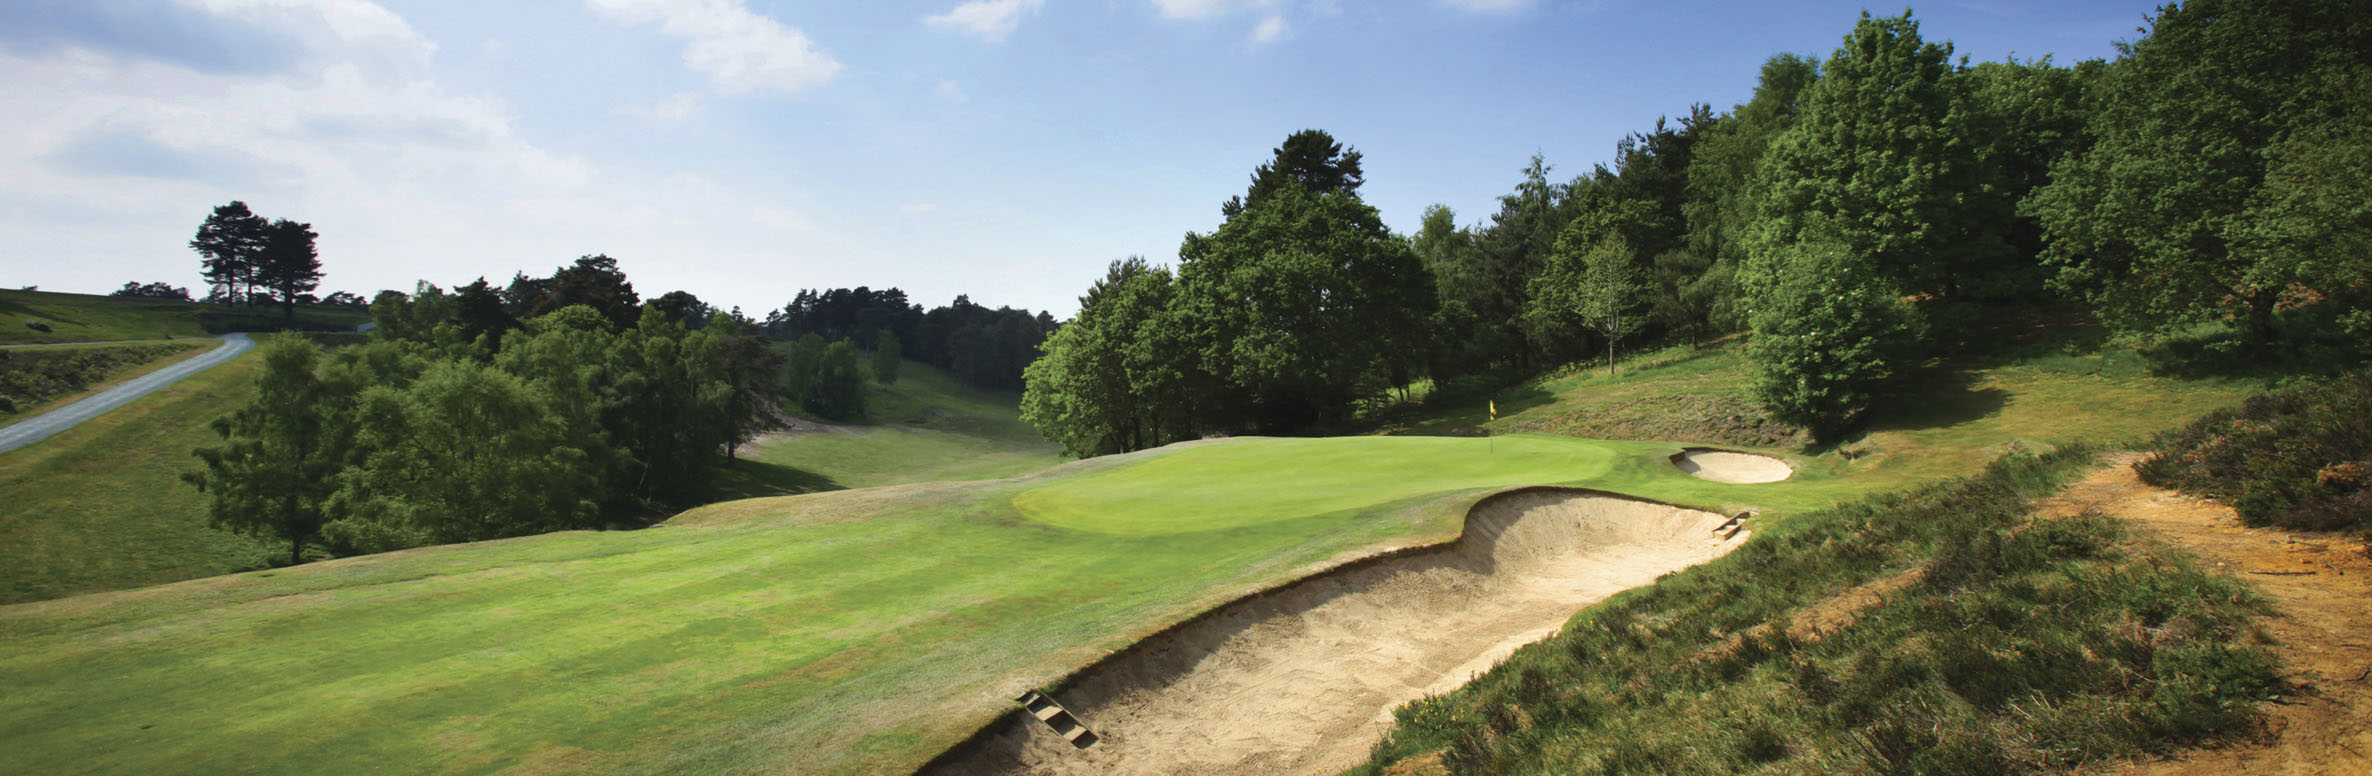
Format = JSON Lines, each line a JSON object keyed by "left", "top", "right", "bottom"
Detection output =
{"left": 1671, "top": 448, "right": 1793, "bottom": 484}
{"left": 922, "top": 489, "right": 1748, "bottom": 776}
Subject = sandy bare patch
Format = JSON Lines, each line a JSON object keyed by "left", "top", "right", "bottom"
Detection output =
{"left": 923, "top": 488, "right": 1748, "bottom": 776}
{"left": 1671, "top": 448, "right": 1793, "bottom": 484}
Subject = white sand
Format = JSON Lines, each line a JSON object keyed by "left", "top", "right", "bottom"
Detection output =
{"left": 1672, "top": 449, "right": 1794, "bottom": 484}
{"left": 926, "top": 489, "right": 1748, "bottom": 776}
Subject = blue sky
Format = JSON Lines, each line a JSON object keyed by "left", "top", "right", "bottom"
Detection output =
{"left": 0, "top": 0, "right": 2154, "bottom": 318}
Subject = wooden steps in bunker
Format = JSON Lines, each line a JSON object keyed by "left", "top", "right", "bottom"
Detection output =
{"left": 1014, "top": 689, "right": 1099, "bottom": 749}
{"left": 1710, "top": 511, "right": 1752, "bottom": 542}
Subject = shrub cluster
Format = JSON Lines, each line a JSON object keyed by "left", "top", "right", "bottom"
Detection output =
{"left": 1357, "top": 448, "right": 2281, "bottom": 775}
{"left": 2137, "top": 370, "right": 2372, "bottom": 535}
{"left": 0, "top": 344, "right": 197, "bottom": 416}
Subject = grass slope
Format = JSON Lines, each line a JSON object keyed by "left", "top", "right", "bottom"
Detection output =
{"left": 0, "top": 351, "right": 276, "bottom": 604}
{"left": 0, "top": 434, "right": 1839, "bottom": 776}
{"left": 746, "top": 359, "right": 1062, "bottom": 489}
{"left": 0, "top": 288, "right": 369, "bottom": 345}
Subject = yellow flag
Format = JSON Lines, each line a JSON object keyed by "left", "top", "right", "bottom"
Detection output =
{"left": 1489, "top": 400, "right": 1497, "bottom": 420}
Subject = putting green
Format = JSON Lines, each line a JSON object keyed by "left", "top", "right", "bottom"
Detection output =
{"left": 1017, "top": 436, "right": 1620, "bottom": 534}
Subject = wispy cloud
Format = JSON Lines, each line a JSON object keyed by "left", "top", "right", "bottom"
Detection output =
{"left": 1249, "top": 15, "right": 1287, "bottom": 44}
{"left": 934, "top": 79, "right": 969, "bottom": 102}
{"left": 1152, "top": 0, "right": 1267, "bottom": 20}
{"left": 924, "top": 0, "right": 1044, "bottom": 43}
{"left": 899, "top": 202, "right": 939, "bottom": 215}
{"left": 1437, "top": 0, "right": 1539, "bottom": 12}
{"left": 584, "top": 0, "right": 841, "bottom": 94}
{"left": 622, "top": 91, "right": 704, "bottom": 121}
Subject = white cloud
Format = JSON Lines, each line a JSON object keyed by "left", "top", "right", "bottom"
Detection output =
{"left": 925, "top": 0, "right": 1044, "bottom": 42}
{"left": 584, "top": 0, "right": 842, "bottom": 94}
{"left": 1436, "top": 0, "right": 1538, "bottom": 11}
{"left": 1152, "top": 0, "right": 1267, "bottom": 19}
{"left": 1249, "top": 15, "right": 1287, "bottom": 44}
{"left": 623, "top": 91, "right": 704, "bottom": 122}
{"left": 899, "top": 203, "right": 939, "bottom": 215}
{"left": 934, "top": 79, "right": 969, "bottom": 102}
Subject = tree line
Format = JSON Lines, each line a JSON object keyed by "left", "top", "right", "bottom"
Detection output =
{"left": 1024, "top": 0, "right": 2371, "bottom": 453}
{"left": 186, "top": 253, "right": 1057, "bottom": 562}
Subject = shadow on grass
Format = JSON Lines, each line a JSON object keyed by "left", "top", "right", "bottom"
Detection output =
{"left": 707, "top": 456, "right": 841, "bottom": 502}
{"left": 1867, "top": 366, "right": 2009, "bottom": 436}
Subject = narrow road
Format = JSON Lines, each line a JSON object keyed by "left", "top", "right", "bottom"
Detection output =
{"left": 0, "top": 333, "right": 254, "bottom": 455}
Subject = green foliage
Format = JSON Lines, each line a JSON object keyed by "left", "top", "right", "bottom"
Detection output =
{"left": 1748, "top": 241, "right": 1919, "bottom": 441}
{"left": 189, "top": 200, "right": 267, "bottom": 306}
{"left": 784, "top": 333, "right": 867, "bottom": 421}
{"left": 1021, "top": 258, "right": 1197, "bottom": 457}
{"left": 1749, "top": 11, "right": 2015, "bottom": 304}
{"left": 2028, "top": 0, "right": 2372, "bottom": 345}
{"left": 184, "top": 335, "right": 352, "bottom": 565}
{"left": 255, "top": 218, "right": 321, "bottom": 321}
{"left": 870, "top": 329, "right": 902, "bottom": 386}
{"left": 2137, "top": 370, "right": 2372, "bottom": 533}
{"left": 324, "top": 360, "right": 598, "bottom": 553}
{"left": 1360, "top": 449, "right": 2281, "bottom": 775}
{"left": 1220, "top": 128, "right": 1364, "bottom": 219}
{"left": 1178, "top": 185, "right": 1437, "bottom": 431}
{"left": 1530, "top": 229, "right": 1645, "bottom": 374}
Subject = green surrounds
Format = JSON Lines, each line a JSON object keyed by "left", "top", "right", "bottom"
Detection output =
{"left": 0, "top": 435, "right": 1838, "bottom": 776}
{"left": 1355, "top": 448, "right": 2282, "bottom": 774}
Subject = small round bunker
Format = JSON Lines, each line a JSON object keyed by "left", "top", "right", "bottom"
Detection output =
{"left": 1670, "top": 447, "right": 1793, "bottom": 484}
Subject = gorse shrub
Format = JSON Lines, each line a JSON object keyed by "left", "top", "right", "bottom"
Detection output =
{"left": 2136, "top": 370, "right": 2372, "bottom": 534}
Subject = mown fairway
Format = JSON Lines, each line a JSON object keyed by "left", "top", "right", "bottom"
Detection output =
{"left": 0, "top": 434, "right": 1835, "bottom": 776}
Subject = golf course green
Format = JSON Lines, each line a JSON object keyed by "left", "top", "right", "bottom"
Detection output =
{"left": 0, "top": 434, "right": 1829, "bottom": 776}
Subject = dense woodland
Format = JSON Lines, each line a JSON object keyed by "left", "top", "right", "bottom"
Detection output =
{"left": 1022, "top": 0, "right": 2372, "bottom": 456}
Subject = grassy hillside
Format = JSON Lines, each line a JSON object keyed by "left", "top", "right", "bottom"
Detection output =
{"left": 0, "top": 435, "right": 1844, "bottom": 776}
{"left": 0, "top": 351, "right": 277, "bottom": 604}
{"left": 1391, "top": 328, "right": 2259, "bottom": 487}
{"left": 0, "top": 288, "right": 369, "bottom": 345}
{"left": 744, "top": 359, "right": 1063, "bottom": 489}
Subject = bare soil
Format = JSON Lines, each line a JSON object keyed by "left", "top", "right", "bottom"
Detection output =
{"left": 925, "top": 489, "right": 1748, "bottom": 776}
{"left": 2054, "top": 454, "right": 2372, "bottom": 776}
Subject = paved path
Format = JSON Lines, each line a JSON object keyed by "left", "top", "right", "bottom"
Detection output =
{"left": 0, "top": 333, "right": 253, "bottom": 455}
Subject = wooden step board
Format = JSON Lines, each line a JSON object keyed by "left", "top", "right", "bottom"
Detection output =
{"left": 1711, "top": 511, "right": 1753, "bottom": 542}
{"left": 1013, "top": 689, "right": 1099, "bottom": 749}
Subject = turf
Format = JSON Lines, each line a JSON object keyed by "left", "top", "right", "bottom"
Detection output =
{"left": 0, "top": 351, "right": 278, "bottom": 604}
{"left": 0, "top": 288, "right": 369, "bottom": 345}
{"left": 0, "top": 434, "right": 1839, "bottom": 776}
